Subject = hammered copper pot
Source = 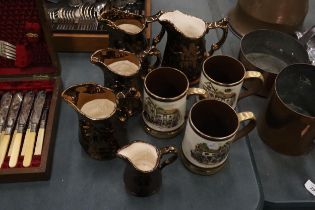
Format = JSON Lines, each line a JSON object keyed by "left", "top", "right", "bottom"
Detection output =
{"left": 257, "top": 64, "right": 315, "bottom": 155}
{"left": 228, "top": 0, "right": 309, "bottom": 37}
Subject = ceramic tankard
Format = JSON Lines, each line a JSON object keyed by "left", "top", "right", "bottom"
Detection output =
{"left": 199, "top": 55, "right": 264, "bottom": 108}
{"left": 62, "top": 83, "right": 130, "bottom": 160}
{"left": 152, "top": 10, "right": 228, "bottom": 85}
{"left": 143, "top": 67, "right": 207, "bottom": 138}
{"left": 117, "top": 141, "right": 177, "bottom": 196}
{"left": 181, "top": 99, "right": 256, "bottom": 175}
{"left": 257, "top": 64, "right": 315, "bottom": 155}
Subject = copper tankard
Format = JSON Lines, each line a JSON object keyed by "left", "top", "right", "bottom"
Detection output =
{"left": 257, "top": 64, "right": 315, "bottom": 155}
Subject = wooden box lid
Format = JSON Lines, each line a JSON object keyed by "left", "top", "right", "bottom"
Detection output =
{"left": 0, "top": 0, "right": 60, "bottom": 78}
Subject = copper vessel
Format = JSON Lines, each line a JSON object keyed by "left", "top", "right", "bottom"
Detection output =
{"left": 152, "top": 10, "right": 228, "bottom": 85}
{"left": 257, "top": 64, "right": 315, "bottom": 155}
{"left": 98, "top": 8, "right": 161, "bottom": 54}
{"left": 117, "top": 141, "right": 177, "bottom": 196}
{"left": 228, "top": 0, "right": 309, "bottom": 37}
{"left": 239, "top": 29, "right": 310, "bottom": 97}
{"left": 62, "top": 83, "right": 129, "bottom": 160}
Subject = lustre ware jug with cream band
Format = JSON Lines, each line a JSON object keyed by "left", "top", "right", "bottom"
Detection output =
{"left": 152, "top": 10, "right": 228, "bottom": 85}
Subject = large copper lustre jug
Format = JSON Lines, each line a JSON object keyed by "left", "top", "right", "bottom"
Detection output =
{"left": 152, "top": 10, "right": 228, "bottom": 86}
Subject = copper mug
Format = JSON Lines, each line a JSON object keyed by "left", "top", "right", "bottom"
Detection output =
{"left": 199, "top": 55, "right": 264, "bottom": 109}
{"left": 257, "top": 64, "right": 315, "bottom": 155}
{"left": 239, "top": 29, "right": 310, "bottom": 97}
{"left": 181, "top": 99, "right": 256, "bottom": 175}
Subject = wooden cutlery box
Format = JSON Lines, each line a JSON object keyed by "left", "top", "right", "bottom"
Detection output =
{"left": 50, "top": 0, "right": 152, "bottom": 52}
{"left": 0, "top": 0, "right": 61, "bottom": 182}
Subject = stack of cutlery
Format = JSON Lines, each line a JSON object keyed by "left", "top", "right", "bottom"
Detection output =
{"left": 47, "top": 0, "right": 144, "bottom": 32}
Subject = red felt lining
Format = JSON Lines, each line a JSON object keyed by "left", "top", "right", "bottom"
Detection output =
{"left": 0, "top": 0, "right": 57, "bottom": 75}
{"left": 0, "top": 79, "right": 54, "bottom": 169}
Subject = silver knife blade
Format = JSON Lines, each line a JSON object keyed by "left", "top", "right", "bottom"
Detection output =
{"left": 39, "top": 97, "right": 50, "bottom": 129}
{"left": 4, "top": 92, "right": 23, "bottom": 135}
{"left": 29, "top": 91, "right": 46, "bottom": 132}
{"left": 0, "top": 92, "right": 13, "bottom": 131}
{"left": 16, "top": 91, "right": 35, "bottom": 133}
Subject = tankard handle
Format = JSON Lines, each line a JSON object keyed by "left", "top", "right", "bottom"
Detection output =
{"left": 234, "top": 112, "right": 256, "bottom": 141}
{"left": 206, "top": 18, "right": 229, "bottom": 56}
{"left": 159, "top": 146, "right": 178, "bottom": 170}
{"left": 187, "top": 87, "right": 208, "bottom": 99}
{"left": 239, "top": 71, "right": 264, "bottom": 100}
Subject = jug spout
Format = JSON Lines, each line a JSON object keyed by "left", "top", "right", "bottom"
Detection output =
{"left": 61, "top": 83, "right": 118, "bottom": 120}
{"left": 117, "top": 141, "right": 159, "bottom": 172}
{"left": 98, "top": 8, "right": 146, "bottom": 34}
{"left": 158, "top": 10, "right": 207, "bottom": 39}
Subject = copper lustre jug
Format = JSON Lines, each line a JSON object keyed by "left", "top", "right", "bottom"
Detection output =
{"left": 152, "top": 10, "right": 228, "bottom": 85}
{"left": 117, "top": 141, "right": 177, "bottom": 196}
{"left": 90, "top": 47, "right": 161, "bottom": 117}
{"left": 62, "top": 83, "right": 130, "bottom": 160}
{"left": 98, "top": 8, "right": 162, "bottom": 54}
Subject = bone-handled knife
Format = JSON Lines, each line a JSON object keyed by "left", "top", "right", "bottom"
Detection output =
{"left": 8, "top": 91, "right": 35, "bottom": 168}
{"left": 0, "top": 92, "right": 23, "bottom": 167}
{"left": 0, "top": 92, "right": 13, "bottom": 141}
{"left": 22, "top": 91, "right": 46, "bottom": 167}
{"left": 34, "top": 97, "right": 50, "bottom": 156}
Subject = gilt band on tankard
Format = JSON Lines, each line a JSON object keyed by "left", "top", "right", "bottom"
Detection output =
{"left": 143, "top": 67, "right": 207, "bottom": 138}
{"left": 199, "top": 55, "right": 264, "bottom": 108}
{"left": 181, "top": 99, "right": 256, "bottom": 175}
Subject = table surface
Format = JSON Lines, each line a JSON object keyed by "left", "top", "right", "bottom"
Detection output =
{"left": 1, "top": 0, "right": 314, "bottom": 209}
{"left": 0, "top": 0, "right": 262, "bottom": 210}
{"left": 215, "top": 0, "right": 315, "bottom": 209}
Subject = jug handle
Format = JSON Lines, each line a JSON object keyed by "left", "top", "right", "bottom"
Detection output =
{"left": 299, "top": 25, "right": 315, "bottom": 47}
{"left": 116, "top": 87, "right": 141, "bottom": 122}
{"left": 159, "top": 146, "right": 178, "bottom": 170}
{"left": 234, "top": 112, "right": 256, "bottom": 142}
{"left": 146, "top": 10, "right": 164, "bottom": 23}
{"left": 139, "top": 46, "right": 162, "bottom": 73}
{"left": 152, "top": 26, "right": 166, "bottom": 48}
{"left": 206, "top": 18, "right": 229, "bottom": 56}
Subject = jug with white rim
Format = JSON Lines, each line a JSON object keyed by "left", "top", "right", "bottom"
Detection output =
{"left": 152, "top": 10, "right": 228, "bottom": 85}
{"left": 117, "top": 141, "right": 177, "bottom": 196}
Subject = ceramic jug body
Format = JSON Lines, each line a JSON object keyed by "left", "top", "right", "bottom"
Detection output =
{"left": 153, "top": 10, "right": 228, "bottom": 85}
{"left": 98, "top": 8, "right": 161, "bottom": 55}
{"left": 62, "top": 83, "right": 129, "bottom": 160}
{"left": 90, "top": 47, "right": 161, "bottom": 118}
{"left": 117, "top": 141, "right": 177, "bottom": 196}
